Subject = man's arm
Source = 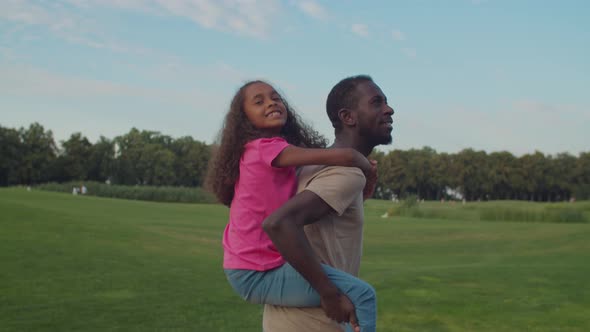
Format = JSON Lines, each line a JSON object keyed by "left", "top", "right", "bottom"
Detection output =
{"left": 262, "top": 190, "right": 359, "bottom": 329}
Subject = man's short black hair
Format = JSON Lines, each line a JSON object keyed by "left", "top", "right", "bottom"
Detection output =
{"left": 326, "top": 75, "right": 374, "bottom": 131}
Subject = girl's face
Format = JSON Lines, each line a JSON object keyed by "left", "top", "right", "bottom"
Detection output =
{"left": 242, "top": 82, "right": 288, "bottom": 135}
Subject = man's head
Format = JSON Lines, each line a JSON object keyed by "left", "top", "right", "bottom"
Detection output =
{"left": 326, "top": 75, "right": 394, "bottom": 148}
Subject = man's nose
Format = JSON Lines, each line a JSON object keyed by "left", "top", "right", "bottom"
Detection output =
{"left": 385, "top": 105, "right": 394, "bottom": 115}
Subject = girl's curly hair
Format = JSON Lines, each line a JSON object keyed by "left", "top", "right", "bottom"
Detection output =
{"left": 205, "top": 80, "right": 328, "bottom": 206}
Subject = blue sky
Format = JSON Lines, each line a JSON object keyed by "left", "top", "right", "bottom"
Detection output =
{"left": 1, "top": 0, "right": 589, "bottom": 156}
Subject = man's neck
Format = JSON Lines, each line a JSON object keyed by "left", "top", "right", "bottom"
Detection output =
{"left": 331, "top": 133, "right": 373, "bottom": 157}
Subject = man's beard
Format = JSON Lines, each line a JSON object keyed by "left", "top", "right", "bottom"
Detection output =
{"left": 359, "top": 126, "right": 393, "bottom": 147}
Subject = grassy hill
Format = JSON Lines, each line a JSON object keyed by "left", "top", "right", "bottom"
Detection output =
{"left": 1, "top": 188, "right": 589, "bottom": 331}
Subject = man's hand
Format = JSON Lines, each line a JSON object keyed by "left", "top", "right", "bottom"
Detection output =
{"left": 363, "top": 159, "right": 378, "bottom": 201}
{"left": 320, "top": 292, "right": 360, "bottom": 332}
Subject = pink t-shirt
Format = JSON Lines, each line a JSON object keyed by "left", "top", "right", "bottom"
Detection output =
{"left": 222, "top": 137, "right": 296, "bottom": 271}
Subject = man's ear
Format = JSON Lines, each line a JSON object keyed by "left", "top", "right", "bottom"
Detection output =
{"left": 337, "top": 108, "right": 357, "bottom": 127}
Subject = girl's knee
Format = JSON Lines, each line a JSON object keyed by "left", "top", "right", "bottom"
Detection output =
{"left": 362, "top": 283, "right": 376, "bottom": 301}
{"left": 348, "top": 280, "right": 376, "bottom": 303}
{"left": 357, "top": 279, "right": 375, "bottom": 295}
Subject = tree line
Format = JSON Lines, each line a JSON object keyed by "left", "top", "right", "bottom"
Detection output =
{"left": 0, "top": 123, "right": 210, "bottom": 188}
{"left": 371, "top": 147, "right": 590, "bottom": 201}
{"left": 1, "top": 123, "right": 589, "bottom": 201}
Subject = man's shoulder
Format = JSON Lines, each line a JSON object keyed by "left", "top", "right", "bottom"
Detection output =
{"left": 297, "top": 165, "right": 365, "bottom": 216}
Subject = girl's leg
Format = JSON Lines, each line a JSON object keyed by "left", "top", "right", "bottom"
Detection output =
{"left": 225, "top": 265, "right": 320, "bottom": 306}
{"left": 225, "top": 264, "right": 376, "bottom": 332}
{"left": 320, "top": 264, "right": 377, "bottom": 332}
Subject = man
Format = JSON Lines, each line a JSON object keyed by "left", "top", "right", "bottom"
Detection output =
{"left": 262, "top": 75, "right": 394, "bottom": 331}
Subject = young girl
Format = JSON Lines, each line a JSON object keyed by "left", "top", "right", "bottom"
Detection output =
{"left": 206, "top": 80, "right": 376, "bottom": 332}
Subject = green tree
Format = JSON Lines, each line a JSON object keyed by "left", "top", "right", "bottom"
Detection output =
{"left": 170, "top": 136, "right": 211, "bottom": 187}
{"left": 139, "top": 144, "right": 176, "bottom": 185}
{"left": 56, "top": 132, "right": 92, "bottom": 181}
{"left": 573, "top": 152, "right": 590, "bottom": 199}
{"left": 87, "top": 136, "right": 115, "bottom": 182}
{"left": 18, "top": 123, "right": 57, "bottom": 184}
{"left": 432, "top": 152, "right": 452, "bottom": 200}
{"left": 452, "top": 149, "right": 489, "bottom": 201}
{"left": 113, "top": 128, "right": 151, "bottom": 185}
{"left": 0, "top": 126, "right": 22, "bottom": 186}
{"left": 488, "top": 151, "right": 517, "bottom": 200}
{"left": 373, "top": 150, "right": 408, "bottom": 199}
{"left": 520, "top": 152, "right": 549, "bottom": 201}
{"left": 113, "top": 128, "right": 177, "bottom": 185}
{"left": 551, "top": 153, "right": 576, "bottom": 201}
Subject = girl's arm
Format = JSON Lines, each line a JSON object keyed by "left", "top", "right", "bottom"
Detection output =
{"left": 272, "top": 146, "right": 372, "bottom": 174}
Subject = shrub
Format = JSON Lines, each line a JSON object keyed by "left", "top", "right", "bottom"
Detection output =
{"left": 387, "top": 195, "right": 420, "bottom": 217}
{"left": 383, "top": 200, "right": 588, "bottom": 223}
{"left": 479, "top": 207, "right": 541, "bottom": 222}
{"left": 479, "top": 205, "right": 587, "bottom": 223}
{"left": 36, "top": 181, "right": 216, "bottom": 204}
{"left": 543, "top": 206, "right": 588, "bottom": 223}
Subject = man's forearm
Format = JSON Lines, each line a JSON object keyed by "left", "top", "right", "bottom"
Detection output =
{"left": 262, "top": 191, "right": 340, "bottom": 298}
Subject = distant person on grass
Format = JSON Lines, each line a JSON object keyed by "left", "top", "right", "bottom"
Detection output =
{"left": 206, "top": 79, "right": 379, "bottom": 331}
{"left": 263, "top": 75, "right": 394, "bottom": 331}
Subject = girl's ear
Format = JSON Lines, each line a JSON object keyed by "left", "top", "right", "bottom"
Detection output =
{"left": 337, "top": 108, "right": 357, "bottom": 127}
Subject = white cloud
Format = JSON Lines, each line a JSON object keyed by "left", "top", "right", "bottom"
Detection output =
{"left": 145, "top": 59, "right": 251, "bottom": 90}
{"left": 391, "top": 29, "right": 405, "bottom": 41}
{"left": 296, "top": 0, "right": 327, "bottom": 20}
{"left": 2, "top": 0, "right": 283, "bottom": 40}
{"left": 402, "top": 47, "right": 416, "bottom": 58}
{"left": 0, "top": 63, "right": 225, "bottom": 109}
{"left": 0, "top": 0, "right": 74, "bottom": 32}
{"left": 64, "top": 0, "right": 282, "bottom": 38}
{"left": 157, "top": 0, "right": 280, "bottom": 38}
{"left": 512, "top": 99, "right": 559, "bottom": 114}
{"left": 0, "top": 0, "right": 153, "bottom": 55}
{"left": 351, "top": 23, "right": 369, "bottom": 38}
{"left": 1, "top": 64, "right": 147, "bottom": 98}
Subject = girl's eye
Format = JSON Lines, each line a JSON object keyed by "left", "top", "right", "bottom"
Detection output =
{"left": 254, "top": 100, "right": 263, "bottom": 105}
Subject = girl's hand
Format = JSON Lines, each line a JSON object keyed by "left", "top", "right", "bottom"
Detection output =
{"left": 363, "top": 160, "right": 378, "bottom": 201}
{"left": 352, "top": 151, "right": 372, "bottom": 175}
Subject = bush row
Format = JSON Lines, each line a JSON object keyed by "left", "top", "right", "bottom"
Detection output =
{"left": 387, "top": 197, "right": 589, "bottom": 223}
{"left": 36, "top": 181, "right": 217, "bottom": 204}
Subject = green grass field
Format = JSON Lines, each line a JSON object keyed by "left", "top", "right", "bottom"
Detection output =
{"left": 1, "top": 188, "right": 589, "bottom": 331}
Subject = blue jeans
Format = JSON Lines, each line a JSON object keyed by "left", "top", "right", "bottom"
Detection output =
{"left": 225, "top": 263, "right": 376, "bottom": 332}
